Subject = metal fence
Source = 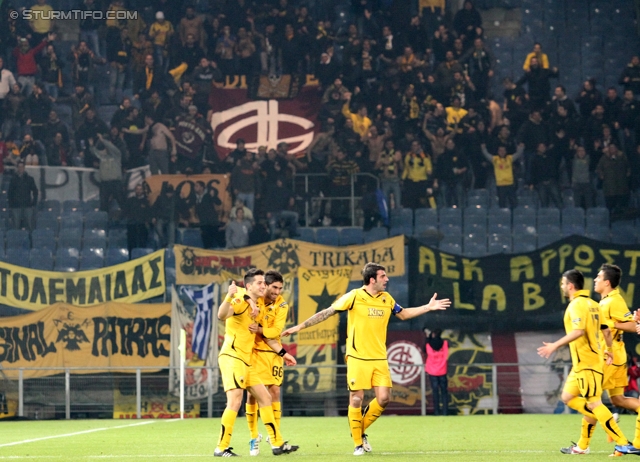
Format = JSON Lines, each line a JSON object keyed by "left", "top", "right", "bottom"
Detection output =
{"left": 0, "top": 362, "right": 576, "bottom": 420}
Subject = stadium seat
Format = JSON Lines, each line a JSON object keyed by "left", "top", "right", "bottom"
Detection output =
{"left": 63, "top": 199, "right": 83, "bottom": 213}
{"left": 440, "top": 232, "right": 462, "bottom": 248}
{"left": 6, "top": 248, "right": 29, "bottom": 267}
{"left": 464, "top": 241, "right": 487, "bottom": 258}
{"left": 36, "top": 210, "right": 59, "bottom": 233}
{"left": 82, "top": 247, "right": 105, "bottom": 259}
{"left": 439, "top": 208, "right": 462, "bottom": 229}
{"left": 537, "top": 233, "right": 558, "bottom": 248}
{"left": 464, "top": 207, "right": 487, "bottom": 233}
{"left": 315, "top": 227, "right": 341, "bottom": 246}
{"left": 83, "top": 199, "right": 101, "bottom": 213}
{"left": 389, "top": 208, "right": 413, "bottom": 235}
{"left": 585, "top": 226, "right": 610, "bottom": 242}
{"left": 56, "top": 247, "right": 80, "bottom": 260}
{"left": 488, "top": 234, "right": 512, "bottom": 254}
{"left": 513, "top": 207, "right": 536, "bottom": 235}
{"left": 586, "top": 207, "right": 609, "bottom": 228}
{"left": 488, "top": 208, "right": 511, "bottom": 234}
{"left": 6, "top": 229, "right": 30, "bottom": 249}
{"left": 54, "top": 256, "right": 78, "bottom": 271}
{"left": 611, "top": 221, "right": 637, "bottom": 245}
{"left": 38, "top": 199, "right": 61, "bottom": 215}
{"left": 296, "top": 227, "right": 316, "bottom": 243}
{"left": 85, "top": 211, "right": 108, "bottom": 230}
{"left": 106, "top": 247, "right": 129, "bottom": 266}
{"left": 108, "top": 229, "right": 128, "bottom": 248}
{"left": 32, "top": 229, "right": 57, "bottom": 252}
{"left": 537, "top": 208, "right": 560, "bottom": 227}
{"left": 84, "top": 228, "right": 106, "bottom": 240}
{"left": 513, "top": 235, "right": 536, "bottom": 253}
{"left": 339, "top": 228, "right": 363, "bottom": 246}
{"left": 561, "top": 207, "right": 585, "bottom": 236}
{"left": 439, "top": 242, "right": 462, "bottom": 255}
{"left": 388, "top": 226, "right": 405, "bottom": 237}
{"left": 60, "top": 212, "right": 84, "bottom": 231}
{"left": 131, "top": 248, "right": 154, "bottom": 260}
{"left": 30, "top": 248, "right": 54, "bottom": 271}
{"left": 466, "top": 189, "right": 490, "bottom": 208}
{"left": 79, "top": 255, "right": 104, "bottom": 270}
{"left": 179, "top": 229, "right": 203, "bottom": 248}
{"left": 414, "top": 208, "right": 438, "bottom": 231}
{"left": 363, "top": 227, "right": 388, "bottom": 243}
{"left": 59, "top": 228, "right": 83, "bottom": 249}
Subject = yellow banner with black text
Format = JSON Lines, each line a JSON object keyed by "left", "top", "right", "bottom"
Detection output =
{"left": 0, "top": 302, "right": 171, "bottom": 379}
{"left": 174, "top": 236, "right": 404, "bottom": 285}
{"left": 0, "top": 250, "right": 165, "bottom": 311}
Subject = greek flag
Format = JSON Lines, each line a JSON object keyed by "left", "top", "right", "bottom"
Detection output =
{"left": 181, "top": 283, "right": 216, "bottom": 360}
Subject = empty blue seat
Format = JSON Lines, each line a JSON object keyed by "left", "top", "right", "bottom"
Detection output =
{"left": 388, "top": 226, "right": 405, "bottom": 237}
{"left": 464, "top": 241, "right": 487, "bottom": 258}
{"left": 30, "top": 248, "right": 53, "bottom": 271}
{"left": 439, "top": 208, "right": 462, "bottom": 228}
{"left": 389, "top": 208, "right": 413, "bottom": 235}
{"left": 466, "top": 189, "right": 490, "bottom": 208}
{"left": 180, "top": 229, "right": 203, "bottom": 248}
{"left": 562, "top": 207, "right": 585, "bottom": 236}
{"left": 339, "top": 228, "right": 363, "bottom": 246}
{"left": 363, "top": 227, "right": 388, "bottom": 243}
{"left": 32, "top": 229, "right": 56, "bottom": 251}
{"left": 586, "top": 207, "right": 609, "bottom": 228}
{"left": 513, "top": 235, "right": 536, "bottom": 253}
{"left": 6, "top": 248, "right": 29, "bottom": 266}
{"left": 611, "top": 221, "right": 636, "bottom": 245}
{"left": 63, "top": 200, "right": 83, "bottom": 213}
{"left": 488, "top": 233, "right": 512, "bottom": 254}
{"left": 439, "top": 242, "right": 462, "bottom": 255}
{"left": 83, "top": 236, "right": 106, "bottom": 251}
{"left": 83, "top": 200, "right": 101, "bottom": 213}
{"left": 315, "top": 228, "right": 340, "bottom": 246}
{"left": 440, "top": 232, "right": 462, "bottom": 247}
{"left": 537, "top": 233, "right": 558, "bottom": 248}
{"left": 6, "top": 229, "right": 30, "bottom": 249}
{"left": 131, "top": 248, "right": 154, "bottom": 260}
{"left": 54, "top": 256, "right": 78, "bottom": 271}
{"left": 108, "top": 229, "right": 128, "bottom": 248}
{"left": 56, "top": 247, "right": 80, "bottom": 259}
{"left": 59, "top": 228, "right": 82, "bottom": 249}
{"left": 36, "top": 210, "right": 59, "bottom": 233}
{"left": 79, "top": 255, "right": 104, "bottom": 270}
{"left": 106, "top": 247, "right": 129, "bottom": 266}
{"left": 60, "top": 213, "right": 83, "bottom": 230}
{"left": 586, "top": 226, "right": 610, "bottom": 242}
{"left": 85, "top": 211, "right": 108, "bottom": 229}
{"left": 414, "top": 208, "right": 438, "bottom": 227}
{"left": 488, "top": 208, "right": 511, "bottom": 234}
{"left": 82, "top": 247, "right": 105, "bottom": 259}
{"left": 38, "top": 199, "right": 61, "bottom": 214}
{"left": 296, "top": 227, "right": 316, "bottom": 243}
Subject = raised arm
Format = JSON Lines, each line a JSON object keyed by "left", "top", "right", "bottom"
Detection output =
{"left": 480, "top": 143, "right": 493, "bottom": 162}
{"left": 394, "top": 293, "right": 451, "bottom": 321}
{"left": 512, "top": 143, "right": 525, "bottom": 161}
{"left": 282, "top": 306, "right": 337, "bottom": 337}
{"left": 218, "top": 281, "right": 238, "bottom": 321}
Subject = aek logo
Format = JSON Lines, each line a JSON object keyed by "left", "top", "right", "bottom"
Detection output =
{"left": 210, "top": 100, "right": 315, "bottom": 155}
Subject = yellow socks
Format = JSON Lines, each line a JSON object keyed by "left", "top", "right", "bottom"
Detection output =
{"left": 633, "top": 411, "right": 640, "bottom": 448}
{"left": 272, "top": 401, "right": 282, "bottom": 431}
{"left": 246, "top": 403, "right": 259, "bottom": 439}
{"left": 363, "top": 398, "right": 385, "bottom": 432}
{"left": 216, "top": 409, "right": 237, "bottom": 451}
{"left": 348, "top": 406, "right": 363, "bottom": 447}
{"left": 259, "top": 405, "right": 284, "bottom": 447}
{"left": 566, "top": 397, "right": 595, "bottom": 418}
{"left": 591, "top": 403, "right": 628, "bottom": 446}
{"left": 577, "top": 417, "right": 596, "bottom": 450}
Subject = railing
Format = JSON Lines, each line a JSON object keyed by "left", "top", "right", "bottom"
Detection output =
{"left": 0, "top": 362, "right": 577, "bottom": 419}
{"left": 292, "top": 173, "right": 380, "bottom": 227}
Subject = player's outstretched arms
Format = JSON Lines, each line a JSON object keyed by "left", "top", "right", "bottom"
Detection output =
{"left": 263, "top": 337, "right": 297, "bottom": 366}
{"left": 282, "top": 307, "right": 337, "bottom": 336}
{"left": 395, "top": 293, "right": 451, "bottom": 321}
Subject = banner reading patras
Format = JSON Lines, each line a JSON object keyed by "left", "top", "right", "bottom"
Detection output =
{"left": 0, "top": 250, "right": 165, "bottom": 311}
{"left": 173, "top": 237, "right": 404, "bottom": 285}
{"left": 0, "top": 302, "right": 171, "bottom": 379}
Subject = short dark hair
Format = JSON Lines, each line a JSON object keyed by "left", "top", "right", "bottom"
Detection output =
{"left": 265, "top": 270, "right": 284, "bottom": 286}
{"left": 563, "top": 269, "right": 584, "bottom": 290}
{"left": 244, "top": 268, "right": 265, "bottom": 286}
{"left": 556, "top": 85, "right": 566, "bottom": 94}
{"left": 362, "top": 262, "right": 385, "bottom": 285}
{"left": 600, "top": 264, "right": 622, "bottom": 289}
{"left": 196, "top": 180, "right": 206, "bottom": 189}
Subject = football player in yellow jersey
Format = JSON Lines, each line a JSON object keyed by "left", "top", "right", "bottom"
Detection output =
{"left": 215, "top": 269, "right": 298, "bottom": 457}
{"left": 283, "top": 262, "right": 451, "bottom": 456}
{"left": 537, "top": 269, "right": 633, "bottom": 455}
{"left": 245, "top": 270, "right": 290, "bottom": 456}
{"left": 594, "top": 264, "right": 640, "bottom": 454}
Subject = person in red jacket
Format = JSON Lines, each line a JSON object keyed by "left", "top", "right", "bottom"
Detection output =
{"left": 425, "top": 328, "right": 449, "bottom": 415}
{"left": 12, "top": 32, "right": 56, "bottom": 96}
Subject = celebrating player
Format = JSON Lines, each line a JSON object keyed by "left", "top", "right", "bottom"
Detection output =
{"left": 245, "top": 270, "right": 291, "bottom": 456}
{"left": 537, "top": 269, "right": 634, "bottom": 455}
{"left": 282, "top": 262, "right": 451, "bottom": 456}
{"left": 215, "top": 269, "right": 298, "bottom": 457}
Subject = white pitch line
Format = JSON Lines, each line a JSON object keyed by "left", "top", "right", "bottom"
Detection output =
{"left": 0, "top": 421, "right": 157, "bottom": 449}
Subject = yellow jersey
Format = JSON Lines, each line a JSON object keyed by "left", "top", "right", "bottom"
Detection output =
{"left": 599, "top": 288, "right": 632, "bottom": 367}
{"left": 564, "top": 290, "right": 604, "bottom": 373}
{"left": 149, "top": 21, "right": 174, "bottom": 46}
{"left": 493, "top": 155, "right": 515, "bottom": 187}
{"left": 402, "top": 152, "right": 432, "bottom": 182}
{"left": 254, "top": 295, "right": 289, "bottom": 352}
{"left": 219, "top": 287, "right": 263, "bottom": 365}
{"left": 30, "top": 4, "right": 53, "bottom": 34}
{"left": 332, "top": 287, "right": 402, "bottom": 361}
{"left": 341, "top": 103, "right": 372, "bottom": 137}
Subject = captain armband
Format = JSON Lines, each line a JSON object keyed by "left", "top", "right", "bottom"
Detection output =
{"left": 391, "top": 303, "right": 403, "bottom": 316}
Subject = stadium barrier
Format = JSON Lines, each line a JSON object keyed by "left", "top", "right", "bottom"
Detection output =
{"left": 0, "top": 362, "right": 576, "bottom": 420}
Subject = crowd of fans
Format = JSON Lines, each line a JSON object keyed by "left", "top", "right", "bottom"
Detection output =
{"left": 0, "top": 0, "right": 639, "bottom": 251}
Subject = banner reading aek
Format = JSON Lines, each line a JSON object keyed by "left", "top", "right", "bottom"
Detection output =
{"left": 0, "top": 302, "right": 171, "bottom": 379}
{"left": 409, "top": 235, "right": 640, "bottom": 332}
{"left": 144, "top": 174, "right": 231, "bottom": 223}
{"left": 296, "top": 267, "right": 352, "bottom": 345}
{"left": 174, "top": 236, "right": 404, "bottom": 285}
{"left": 0, "top": 250, "right": 165, "bottom": 311}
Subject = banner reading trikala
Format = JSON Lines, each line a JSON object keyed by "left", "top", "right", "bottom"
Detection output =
{"left": 174, "top": 236, "right": 404, "bottom": 284}
{"left": 296, "top": 267, "right": 352, "bottom": 345}
{"left": 143, "top": 174, "right": 231, "bottom": 223}
{"left": 0, "top": 302, "right": 171, "bottom": 379}
{"left": 409, "top": 236, "right": 640, "bottom": 332}
{"left": 209, "top": 79, "right": 321, "bottom": 158}
{"left": 0, "top": 250, "right": 165, "bottom": 311}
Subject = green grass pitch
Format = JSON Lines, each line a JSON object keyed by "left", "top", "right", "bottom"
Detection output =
{"left": 0, "top": 414, "right": 636, "bottom": 461}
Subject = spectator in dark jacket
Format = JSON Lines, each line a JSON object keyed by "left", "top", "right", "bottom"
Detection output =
{"left": 528, "top": 143, "right": 562, "bottom": 208}
{"left": 619, "top": 56, "right": 640, "bottom": 95}
{"left": 75, "top": 109, "right": 110, "bottom": 168}
{"left": 194, "top": 180, "right": 222, "bottom": 249}
{"left": 25, "top": 83, "right": 52, "bottom": 143}
{"left": 8, "top": 160, "right": 38, "bottom": 230}
{"left": 453, "top": 0, "right": 482, "bottom": 48}
{"left": 152, "top": 184, "right": 177, "bottom": 248}
{"left": 124, "top": 183, "right": 151, "bottom": 251}
{"left": 264, "top": 177, "right": 298, "bottom": 239}
{"left": 516, "top": 57, "right": 559, "bottom": 110}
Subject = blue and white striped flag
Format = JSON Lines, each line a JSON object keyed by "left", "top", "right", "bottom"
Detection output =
{"left": 181, "top": 283, "right": 216, "bottom": 360}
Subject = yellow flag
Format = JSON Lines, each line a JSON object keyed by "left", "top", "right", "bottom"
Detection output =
{"left": 296, "top": 267, "right": 352, "bottom": 345}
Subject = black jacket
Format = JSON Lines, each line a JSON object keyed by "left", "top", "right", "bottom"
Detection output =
{"left": 8, "top": 171, "right": 38, "bottom": 208}
{"left": 194, "top": 192, "right": 221, "bottom": 226}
